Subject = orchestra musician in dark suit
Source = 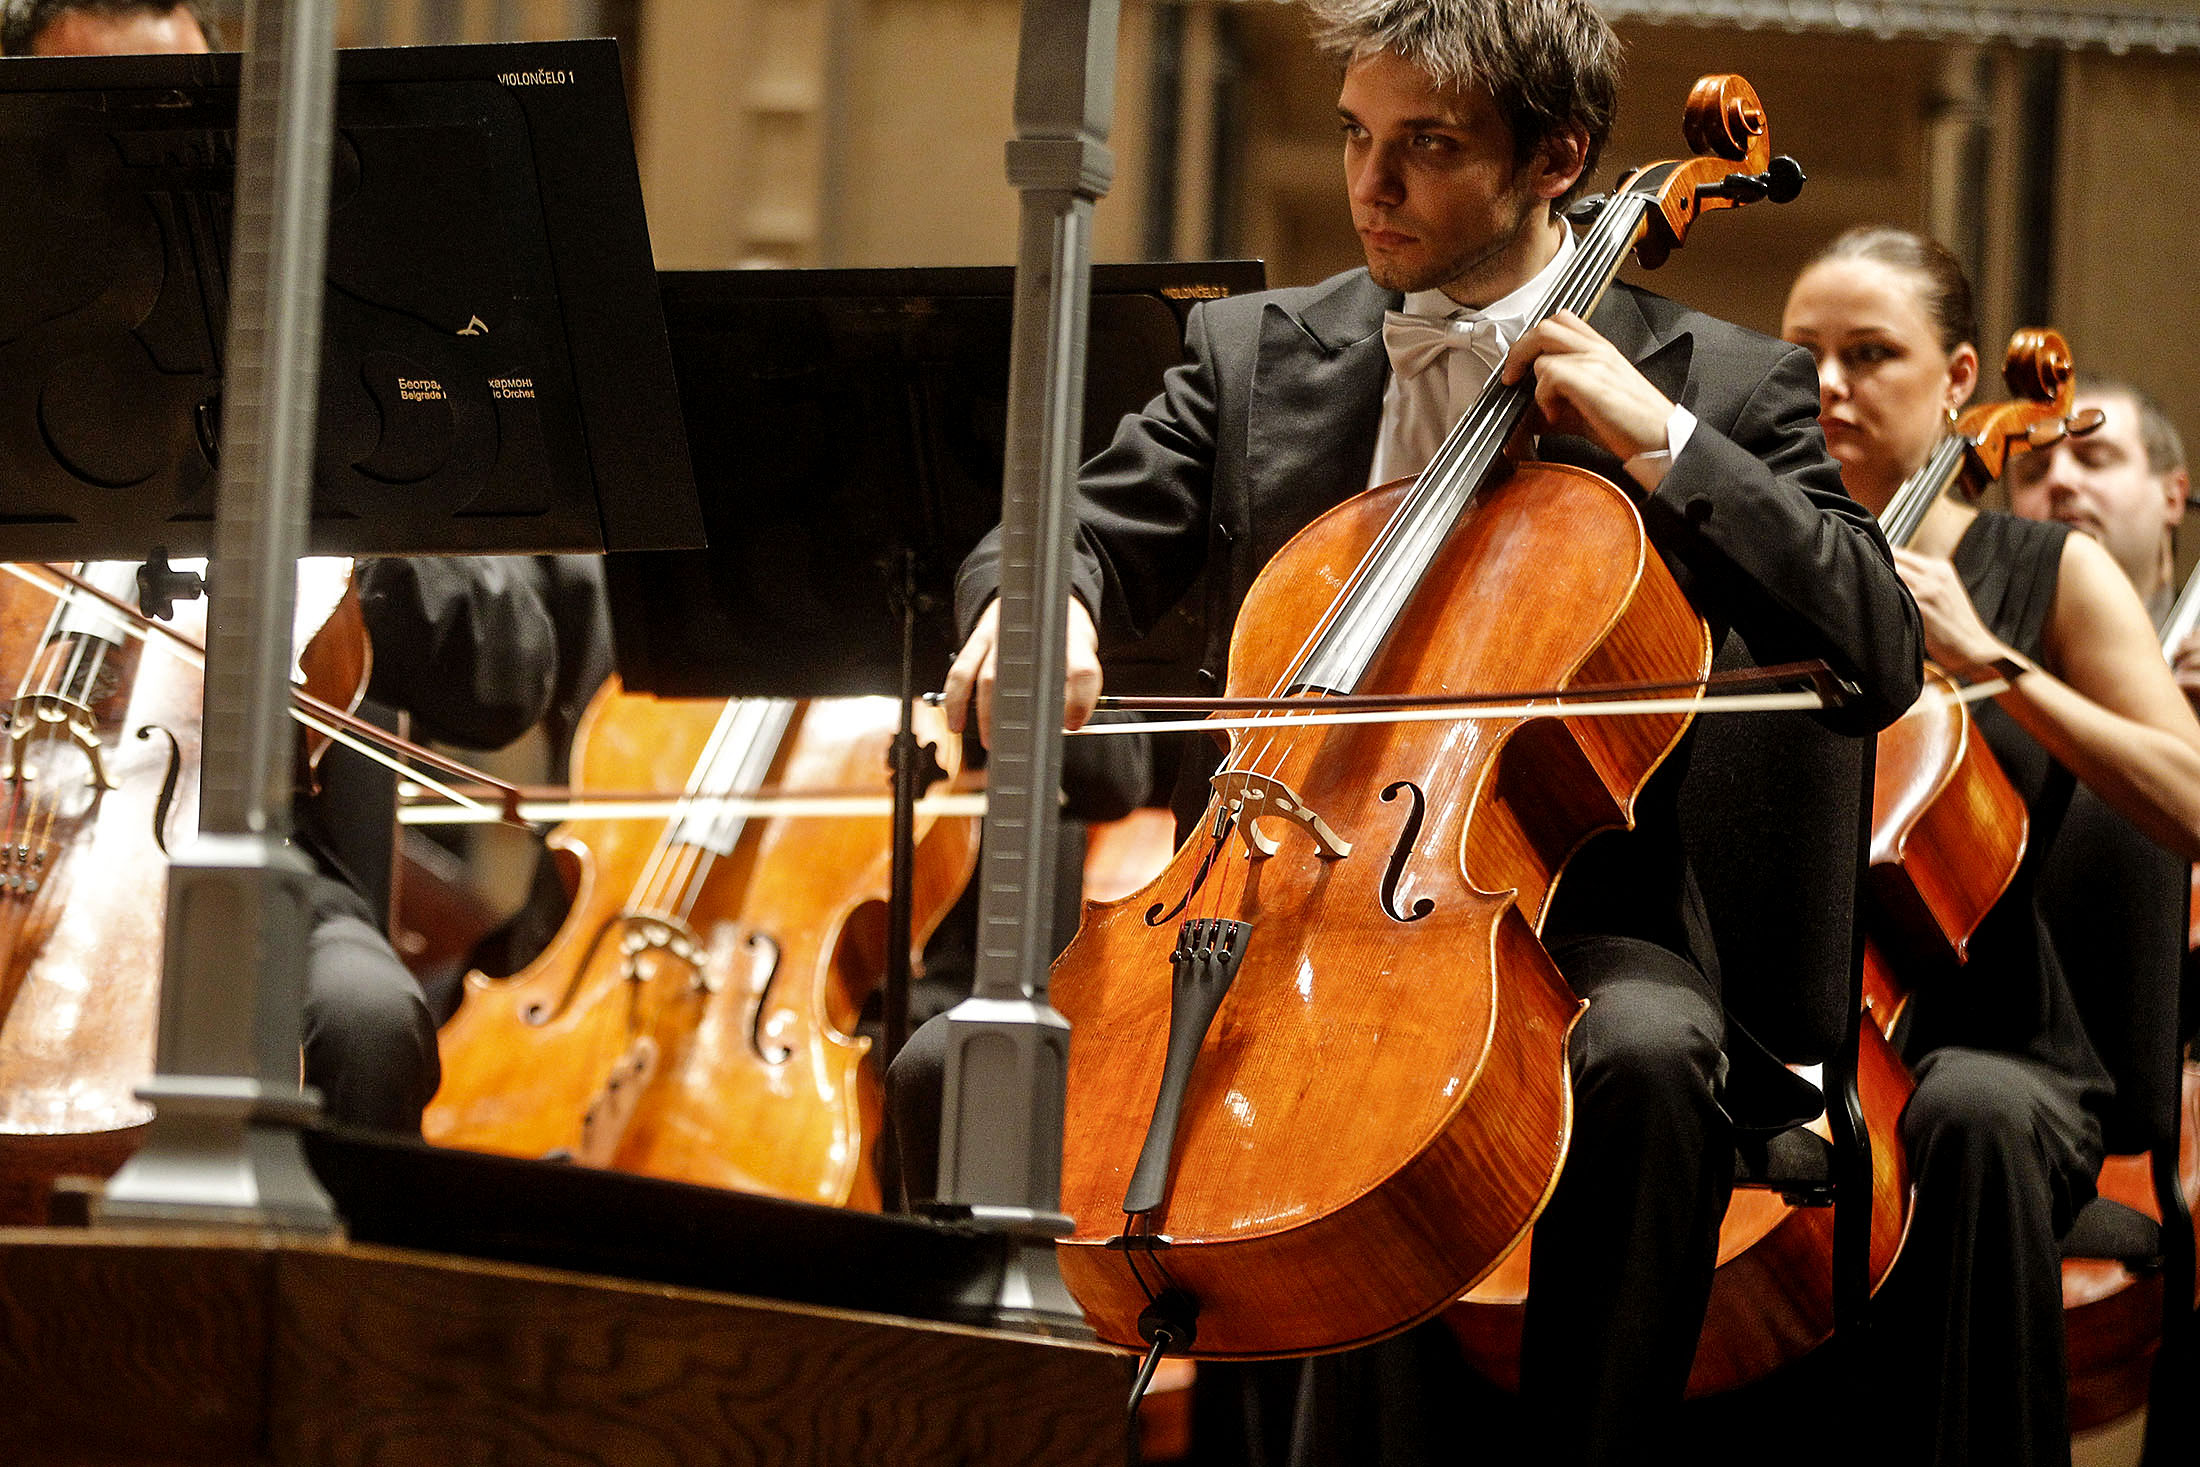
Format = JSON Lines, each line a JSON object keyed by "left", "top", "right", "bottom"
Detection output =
{"left": 923, "top": 1, "right": 1922, "bottom": 1460}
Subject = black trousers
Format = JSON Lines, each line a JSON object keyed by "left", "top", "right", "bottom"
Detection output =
{"left": 1876, "top": 1045, "right": 2101, "bottom": 1467}
{"left": 1520, "top": 935, "right": 1733, "bottom": 1463}
{"left": 301, "top": 873, "right": 441, "bottom": 1134}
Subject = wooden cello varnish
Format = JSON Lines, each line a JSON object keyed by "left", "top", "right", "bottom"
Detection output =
{"left": 424, "top": 679, "right": 977, "bottom": 1208}
{"left": 1859, "top": 331, "right": 2094, "bottom": 1027}
{"left": 1050, "top": 78, "right": 1798, "bottom": 1359}
{"left": 0, "top": 560, "right": 366, "bottom": 1222}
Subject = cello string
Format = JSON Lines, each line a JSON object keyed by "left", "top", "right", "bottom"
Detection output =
{"left": 629, "top": 701, "right": 748, "bottom": 924}
{"left": 1, "top": 585, "right": 80, "bottom": 882}
{"left": 664, "top": 699, "right": 793, "bottom": 925}
{"left": 17, "top": 600, "right": 121, "bottom": 882}
{"left": 1228, "top": 193, "right": 1644, "bottom": 798}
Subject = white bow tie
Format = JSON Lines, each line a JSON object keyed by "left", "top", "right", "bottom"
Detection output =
{"left": 1381, "top": 310, "right": 1512, "bottom": 381}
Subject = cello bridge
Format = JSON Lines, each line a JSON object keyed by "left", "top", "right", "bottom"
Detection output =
{"left": 6, "top": 694, "right": 116, "bottom": 793}
{"left": 1209, "top": 769, "right": 1352, "bottom": 861}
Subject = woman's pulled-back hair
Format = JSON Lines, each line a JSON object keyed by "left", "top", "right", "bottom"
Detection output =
{"left": 1805, "top": 225, "right": 1978, "bottom": 354}
{"left": 1304, "top": 0, "right": 1621, "bottom": 208}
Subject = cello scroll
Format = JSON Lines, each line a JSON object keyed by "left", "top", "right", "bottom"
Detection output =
{"left": 1959, "top": 328, "right": 2104, "bottom": 485}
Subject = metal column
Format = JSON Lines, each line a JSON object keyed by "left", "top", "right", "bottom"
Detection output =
{"left": 932, "top": 0, "right": 1119, "bottom": 1333}
{"left": 95, "top": 0, "right": 343, "bottom": 1230}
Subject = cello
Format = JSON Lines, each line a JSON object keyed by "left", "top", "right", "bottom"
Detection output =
{"left": 0, "top": 558, "right": 366, "bottom": 1223}
{"left": 1449, "top": 330, "right": 2096, "bottom": 1395}
{"left": 1860, "top": 328, "right": 2100, "bottom": 1035}
{"left": 423, "top": 679, "right": 978, "bottom": 1208}
{"left": 1047, "top": 76, "right": 1802, "bottom": 1359}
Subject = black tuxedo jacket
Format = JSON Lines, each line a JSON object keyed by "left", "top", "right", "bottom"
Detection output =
{"left": 957, "top": 267, "right": 1923, "bottom": 1063}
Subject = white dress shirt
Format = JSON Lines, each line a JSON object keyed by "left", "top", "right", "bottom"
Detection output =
{"left": 1368, "top": 227, "right": 1695, "bottom": 492}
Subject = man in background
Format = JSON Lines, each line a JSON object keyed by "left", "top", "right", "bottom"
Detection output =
{"left": 2006, "top": 374, "right": 2191, "bottom": 627}
{"left": 2, "top": 0, "right": 215, "bottom": 55}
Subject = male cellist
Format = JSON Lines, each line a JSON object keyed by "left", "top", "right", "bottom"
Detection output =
{"left": 924, "top": 0, "right": 1923, "bottom": 1459}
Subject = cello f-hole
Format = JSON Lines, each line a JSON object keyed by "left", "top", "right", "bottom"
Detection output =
{"left": 1378, "top": 780, "right": 1435, "bottom": 923}
{"left": 1145, "top": 815, "right": 1233, "bottom": 928}
{"left": 137, "top": 724, "right": 184, "bottom": 858}
{"left": 522, "top": 913, "right": 628, "bottom": 1026}
{"left": 742, "top": 930, "right": 792, "bottom": 1065}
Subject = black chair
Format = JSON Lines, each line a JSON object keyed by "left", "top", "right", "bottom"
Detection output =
{"left": 1677, "top": 631, "right": 1880, "bottom": 1350}
{"left": 2038, "top": 786, "right": 2195, "bottom": 1463}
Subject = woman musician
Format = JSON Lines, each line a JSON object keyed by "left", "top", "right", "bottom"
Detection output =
{"left": 1778, "top": 225, "right": 2200, "bottom": 1467}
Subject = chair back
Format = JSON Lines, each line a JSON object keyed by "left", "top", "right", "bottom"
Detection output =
{"left": 1678, "top": 632, "right": 1872, "bottom": 1064}
{"left": 2039, "top": 786, "right": 2188, "bottom": 1157}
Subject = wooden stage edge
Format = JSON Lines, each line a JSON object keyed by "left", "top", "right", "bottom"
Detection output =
{"left": 0, "top": 1225, "right": 1134, "bottom": 1466}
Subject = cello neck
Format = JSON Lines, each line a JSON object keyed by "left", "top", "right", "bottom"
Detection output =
{"left": 1290, "top": 183, "right": 1665, "bottom": 697}
{"left": 1877, "top": 434, "right": 1970, "bottom": 550}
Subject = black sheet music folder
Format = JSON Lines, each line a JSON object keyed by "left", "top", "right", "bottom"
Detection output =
{"left": 0, "top": 39, "right": 700, "bottom": 559}
{"left": 609, "top": 260, "right": 1266, "bottom": 701}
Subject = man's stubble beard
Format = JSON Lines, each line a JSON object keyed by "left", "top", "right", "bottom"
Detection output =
{"left": 1364, "top": 177, "right": 1546, "bottom": 299}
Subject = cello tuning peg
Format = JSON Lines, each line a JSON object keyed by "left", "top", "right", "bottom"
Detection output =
{"left": 1694, "top": 157, "right": 1808, "bottom": 208}
{"left": 136, "top": 549, "right": 204, "bottom": 623}
{"left": 1564, "top": 192, "right": 1611, "bottom": 227}
{"left": 2067, "top": 407, "right": 2107, "bottom": 437}
{"left": 1763, "top": 155, "right": 1807, "bottom": 203}
{"left": 1696, "top": 171, "right": 1768, "bottom": 205}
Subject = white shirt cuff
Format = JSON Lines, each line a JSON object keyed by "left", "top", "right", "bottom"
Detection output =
{"left": 1623, "top": 404, "right": 1696, "bottom": 492}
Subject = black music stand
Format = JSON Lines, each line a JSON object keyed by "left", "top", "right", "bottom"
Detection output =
{"left": 0, "top": 36, "right": 698, "bottom": 1231}
{"left": 609, "top": 260, "right": 1263, "bottom": 1102}
{"left": 0, "top": 39, "right": 701, "bottom": 559}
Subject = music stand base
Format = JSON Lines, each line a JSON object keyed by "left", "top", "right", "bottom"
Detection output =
{"left": 955, "top": 1233, "right": 1091, "bottom": 1340}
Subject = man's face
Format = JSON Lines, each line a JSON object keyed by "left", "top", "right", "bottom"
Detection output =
{"left": 1338, "top": 50, "right": 1553, "bottom": 305}
{"left": 30, "top": 6, "right": 209, "bottom": 56}
{"left": 2006, "top": 389, "right": 2187, "bottom": 598}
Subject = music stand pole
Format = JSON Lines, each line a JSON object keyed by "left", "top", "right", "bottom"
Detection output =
{"left": 881, "top": 547, "right": 945, "bottom": 1081}
{"left": 931, "top": 0, "right": 1116, "bottom": 1332}
{"left": 95, "top": 0, "right": 340, "bottom": 1230}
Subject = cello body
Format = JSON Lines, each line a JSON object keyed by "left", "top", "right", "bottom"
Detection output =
{"left": 1867, "top": 663, "right": 2030, "bottom": 987}
{"left": 1053, "top": 463, "right": 1707, "bottom": 1358}
{"left": 0, "top": 561, "right": 366, "bottom": 1222}
{"left": 0, "top": 576, "right": 199, "bottom": 1221}
{"left": 2063, "top": 1060, "right": 2200, "bottom": 1429}
{"left": 425, "top": 680, "right": 978, "bottom": 1208}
